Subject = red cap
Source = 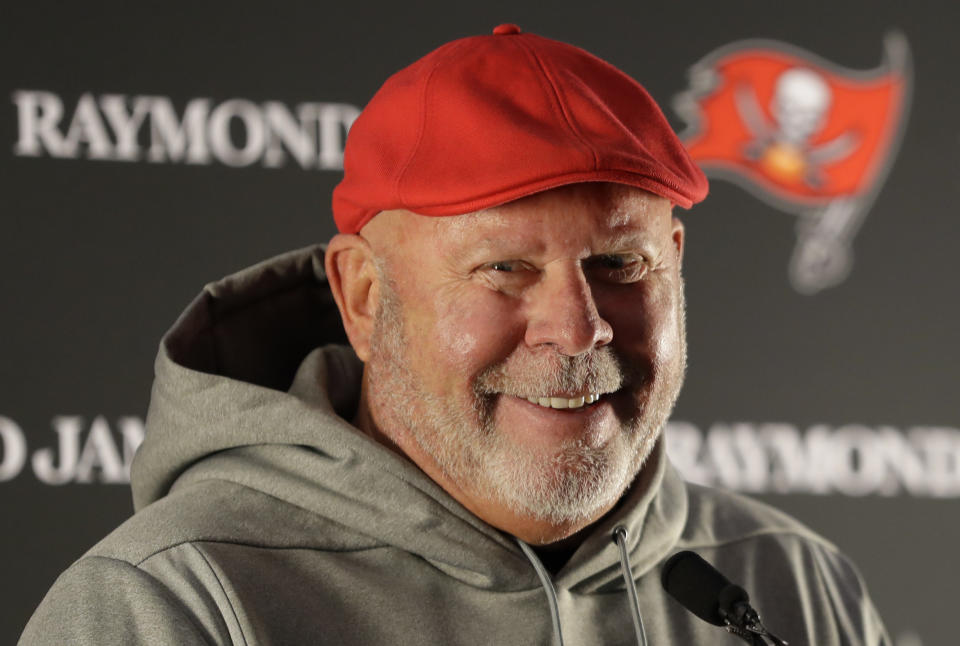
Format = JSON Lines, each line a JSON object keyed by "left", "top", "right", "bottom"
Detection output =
{"left": 332, "top": 25, "right": 708, "bottom": 233}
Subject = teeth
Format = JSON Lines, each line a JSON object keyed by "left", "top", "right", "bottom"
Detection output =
{"left": 525, "top": 394, "right": 601, "bottom": 409}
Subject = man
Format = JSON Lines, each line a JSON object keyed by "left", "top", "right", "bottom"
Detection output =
{"left": 21, "top": 25, "right": 888, "bottom": 645}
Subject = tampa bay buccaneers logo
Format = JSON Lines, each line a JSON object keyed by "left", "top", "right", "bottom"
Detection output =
{"left": 675, "top": 34, "right": 911, "bottom": 293}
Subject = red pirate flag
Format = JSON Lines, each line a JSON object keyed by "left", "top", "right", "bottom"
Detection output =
{"left": 676, "top": 34, "right": 911, "bottom": 293}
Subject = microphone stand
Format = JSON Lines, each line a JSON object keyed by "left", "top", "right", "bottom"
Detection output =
{"left": 720, "top": 602, "right": 788, "bottom": 646}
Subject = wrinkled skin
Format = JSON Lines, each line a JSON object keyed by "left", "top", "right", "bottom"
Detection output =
{"left": 326, "top": 183, "right": 687, "bottom": 545}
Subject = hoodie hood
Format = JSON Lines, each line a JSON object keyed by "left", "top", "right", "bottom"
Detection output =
{"left": 132, "top": 244, "right": 688, "bottom": 592}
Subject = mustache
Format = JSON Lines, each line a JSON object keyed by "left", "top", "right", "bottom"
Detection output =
{"left": 474, "top": 346, "right": 627, "bottom": 397}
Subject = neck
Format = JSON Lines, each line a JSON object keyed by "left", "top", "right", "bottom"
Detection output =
{"left": 530, "top": 529, "right": 589, "bottom": 573}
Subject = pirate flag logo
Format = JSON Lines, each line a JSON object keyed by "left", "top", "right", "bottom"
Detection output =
{"left": 675, "top": 34, "right": 911, "bottom": 293}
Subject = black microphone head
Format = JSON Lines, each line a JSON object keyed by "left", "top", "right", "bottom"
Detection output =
{"left": 660, "top": 550, "right": 732, "bottom": 626}
{"left": 718, "top": 582, "right": 750, "bottom": 616}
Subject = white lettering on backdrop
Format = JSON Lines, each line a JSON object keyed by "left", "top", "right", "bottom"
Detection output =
{"left": 666, "top": 421, "right": 960, "bottom": 497}
{"left": 1, "top": 415, "right": 958, "bottom": 494}
{"left": 10, "top": 90, "right": 360, "bottom": 170}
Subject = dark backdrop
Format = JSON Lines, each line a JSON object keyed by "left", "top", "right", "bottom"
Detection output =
{"left": 3, "top": 3, "right": 956, "bottom": 644}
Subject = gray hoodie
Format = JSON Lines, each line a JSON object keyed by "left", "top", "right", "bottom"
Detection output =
{"left": 21, "top": 244, "right": 889, "bottom": 645}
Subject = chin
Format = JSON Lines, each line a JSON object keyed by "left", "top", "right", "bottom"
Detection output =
{"left": 479, "top": 425, "right": 654, "bottom": 526}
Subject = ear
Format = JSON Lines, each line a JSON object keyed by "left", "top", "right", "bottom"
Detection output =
{"left": 325, "top": 233, "right": 379, "bottom": 362}
{"left": 670, "top": 216, "right": 685, "bottom": 267}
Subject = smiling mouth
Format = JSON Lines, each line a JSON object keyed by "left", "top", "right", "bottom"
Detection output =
{"left": 521, "top": 393, "right": 602, "bottom": 410}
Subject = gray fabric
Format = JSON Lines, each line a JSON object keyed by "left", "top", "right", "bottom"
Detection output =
{"left": 517, "top": 538, "right": 567, "bottom": 646}
{"left": 20, "top": 244, "right": 890, "bottom": 645}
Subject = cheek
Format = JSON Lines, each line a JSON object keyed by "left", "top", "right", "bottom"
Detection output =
{"left": 650, "top": 300, "right": 682, "bottom": 366}
{"left": 598, "top": 289, "right": 651, "bottom": 347}
{"left": 434, "top": 312, "right": 479, "bottom": 365}
{"left": 599, "top": 283, "right": 680, "bottom": 359}
{"left": 427, "top": 290, "right": 523, "bottom": 383}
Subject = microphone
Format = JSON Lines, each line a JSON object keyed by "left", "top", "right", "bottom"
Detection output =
{"left": 661, "top": 550, "right": 788, "bottom": 646}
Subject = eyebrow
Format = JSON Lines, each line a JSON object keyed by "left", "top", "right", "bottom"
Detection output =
{"left": 463, "top": 230, "right": 654, "bottom": 260}
{"left": 466, "top": 236, "right": 547, "bottom": 257}
{"left": 602, "top": 230, "right": 651, "bottom": 251}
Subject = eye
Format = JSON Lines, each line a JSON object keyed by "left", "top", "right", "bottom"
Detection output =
{"left": 585, "top": 254, "right": 648, "bottom": 282}
{"left": 477, "top": 259, "right": 539, "bottom": 294}
{"left": 596, "top": 254, "right": 628, "bottom": 269}
{"left": 481, "top": 259, "right": 536, "bottom": 274}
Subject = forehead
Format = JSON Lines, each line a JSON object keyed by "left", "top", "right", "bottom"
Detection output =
{"left": 436, "top": 183, "right": 672, "bottom": 245}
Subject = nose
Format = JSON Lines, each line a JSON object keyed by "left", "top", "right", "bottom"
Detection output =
{"left": 524, "top": 263, "right": 614, "bottom": 356}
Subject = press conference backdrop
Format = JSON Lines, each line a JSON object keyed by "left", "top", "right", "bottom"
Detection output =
{"left": 2, "top": 3, "right": 956, "bottom": 644}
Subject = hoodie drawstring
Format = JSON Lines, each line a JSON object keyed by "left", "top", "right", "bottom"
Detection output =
{"left": 517, "top": 528, "right": 648, "bottom": 646}
{"left": 613, "top": 525, "right": 648, "bottom": 646}
{"left": 517, "top": 538, "right": 566, "bottom": 646}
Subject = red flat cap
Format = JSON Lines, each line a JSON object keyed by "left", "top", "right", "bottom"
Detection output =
{"left": 332, "top": 24, "right": 708, "bottom": 233}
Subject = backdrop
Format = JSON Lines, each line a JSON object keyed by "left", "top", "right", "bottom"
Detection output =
{"left": 3, "top": 3, "right": 957, "bottom": 644}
